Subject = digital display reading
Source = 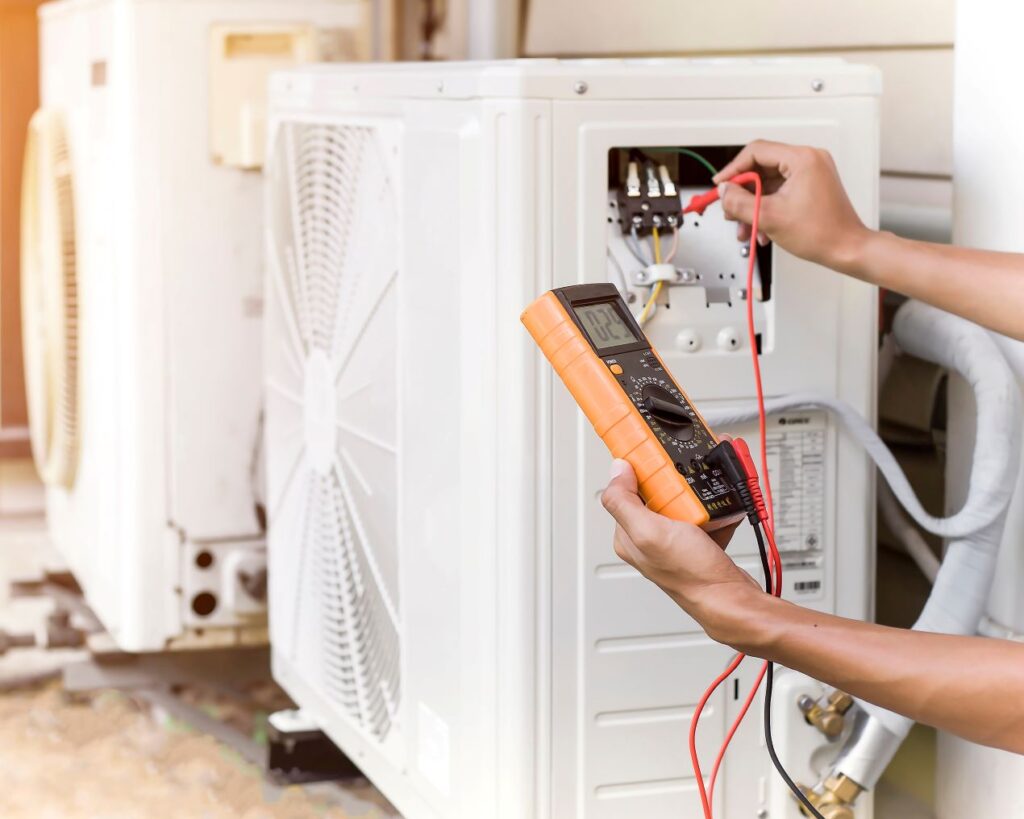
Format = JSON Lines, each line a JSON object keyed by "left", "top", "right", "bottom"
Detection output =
{"left": 576, "top": 302, "right": 638, "bottom": 350}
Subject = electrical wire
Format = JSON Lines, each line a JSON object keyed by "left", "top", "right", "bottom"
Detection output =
{"left": 687, "top": 172, "right": 816, "bottom": 818}
{"left": 689, "top": 651, "right": 746, "bottom": 818}
{"left": 760, "top": 536, "right": 825, "bottom": 819}
{"left": 638, "top": 225, "right": 664, "bottom": 324}
{"left": 665, "top": 224, "right": 680, "bottom": 263}
{"left": 642, "top": 146, "right": 719, "bottom": 178}
{"left": 733, "top": 171, "right": 777, "bottom": 532}
{"left": 626, "top": 226, "right": 651, "bottom": 265}
{"left": 606, "top": 249, "right": 632, "bottom": 301}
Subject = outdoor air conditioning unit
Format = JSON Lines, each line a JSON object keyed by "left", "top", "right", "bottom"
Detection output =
{"left": 264, "top": 59, "right": 880, "bottom": 819}
{"left": 20, "top": 0, "right": 369, "bottom": 652}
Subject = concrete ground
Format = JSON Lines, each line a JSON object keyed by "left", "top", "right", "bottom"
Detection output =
{"left": 0, "top": 458, "right": 934, "bottom": 818}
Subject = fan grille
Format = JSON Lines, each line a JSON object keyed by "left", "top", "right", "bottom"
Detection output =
{"left": 20, "top": 109, "right": 79, "bottom": 488}
{"left": 269, "top": 121, "right": 400, "bottom": 743}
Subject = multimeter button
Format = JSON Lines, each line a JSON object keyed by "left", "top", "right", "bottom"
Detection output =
{"left": 609, "top": 363, "right": 624, "bottom": 375}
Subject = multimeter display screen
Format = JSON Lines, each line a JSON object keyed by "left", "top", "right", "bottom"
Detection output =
{"left": 575, "top": 303, "right": 637, "bottom": 350}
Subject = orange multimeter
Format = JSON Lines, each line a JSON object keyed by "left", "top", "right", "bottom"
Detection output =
{"left": 522, "top": 283, "right": 743, "bottom": 530}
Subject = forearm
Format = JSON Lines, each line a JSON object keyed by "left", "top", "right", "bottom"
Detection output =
{"left": 837, "top": 229, "right": 1024, "bottom": 341}
{"left": 704, "top": 589, "right": 1024, "bottom": 753}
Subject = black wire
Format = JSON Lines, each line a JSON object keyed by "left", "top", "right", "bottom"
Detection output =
{"left": 752, "top": 525, "right": 772, "bottom": 595}
{"left": 753, "top": 523, "right": 826, "bottom": 819}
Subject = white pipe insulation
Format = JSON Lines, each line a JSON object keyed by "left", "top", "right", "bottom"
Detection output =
{"left": 705, "top": 302, "right": 1021, "bottom": 542}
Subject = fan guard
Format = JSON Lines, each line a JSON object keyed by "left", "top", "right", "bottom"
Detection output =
{"left": 20, "top": 109, "right": 79, "bottom": 488}
{"left": 267, "top": 121, "right": 401, "bottom": 743}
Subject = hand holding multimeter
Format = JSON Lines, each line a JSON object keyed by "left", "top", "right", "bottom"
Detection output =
{"left": 521, "top": 283, "right": 744, "bottom": 531}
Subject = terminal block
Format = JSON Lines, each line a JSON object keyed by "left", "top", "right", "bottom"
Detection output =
{"left": 616, "top": 159, "right": 681, "bottom": 236}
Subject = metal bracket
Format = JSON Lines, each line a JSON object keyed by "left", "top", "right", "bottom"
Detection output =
{"left": 632, "top": 264, "right": 697, "bottom": 286}
{"left": 267, "top": 709, "right": 364, "bottom": 783}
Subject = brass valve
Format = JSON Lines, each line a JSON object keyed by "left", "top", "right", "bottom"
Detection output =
{"left": 797, "top": 774, "right": 865, "bottom": 819}
{"left": 798, "top": 690, "right": 854, "bottom": 739}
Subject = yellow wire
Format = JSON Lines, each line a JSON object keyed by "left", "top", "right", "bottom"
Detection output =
{"left": 638, "top": 226, "right": 663, "bottom": 323}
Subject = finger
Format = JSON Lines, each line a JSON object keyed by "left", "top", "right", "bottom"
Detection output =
{"left": 713, "top": 140, "right": 799, "bottom": 184}
{"left": 719, "top": 182, "right": 757, "bottom": 226}
{"left": 612, "top": 525, "right": 641, "bottom": 568}
{"left": 757, "top": 231, "right": 769, "bottom": 247}
{"left": 601, "top": 460, "right": 670, "bottom": 549}
{"left": 736, "top": 223, "right": 752, "bottom": 243}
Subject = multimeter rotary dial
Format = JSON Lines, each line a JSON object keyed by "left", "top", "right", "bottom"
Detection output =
{"left": 641, "top": 384, "right": 696, "bottom": 441}
{"left": 630, "top": 376, "right": 707, "bottom": 451}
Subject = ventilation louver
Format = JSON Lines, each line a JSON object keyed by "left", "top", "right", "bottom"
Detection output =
{"left": 20, "top": 109, "right": 79, "bottom": 488}
{"left": 267, "top": 122, "right": 400, "bottom": 742}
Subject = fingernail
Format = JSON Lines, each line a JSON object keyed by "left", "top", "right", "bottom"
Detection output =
{"left": 718, "top": 182, "right": 728, "bottom": 198}
{"left": 609, "top": 459, "right": 628, "bottom": 479}
{"left": 757, "top": 231, "right": 768, "bottom": 246}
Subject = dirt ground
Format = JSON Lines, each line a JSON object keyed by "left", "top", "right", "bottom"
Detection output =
{"left": 0, "top": 465, "right": 396, "bottom": 819}
{"left": 0, "top": 682, "right": 395, "bottom": 819}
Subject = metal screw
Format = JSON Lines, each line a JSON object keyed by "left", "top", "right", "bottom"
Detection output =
{"left": 798, "top": 694, "right": 815, "bottom": 713}
{"left": 737, "top": 288, "right": 748, "bottom": 300}
{"left": 757, "top": 810, "right": 769, "bottom": 819}
{"left": 626, "top": 292, "right": 637, "bottom": 303}
{"left": 573, "top": 80, "right": 588, "bottom": 95}
{"left": 678, "top": 269, "right": 696, "bottom": 283}
{"left": 811, "top": 78, "right": 824, "bottom": 92}
{"left": 740, "top": 245, "right": 750, "bottom": 257}
{"left": 636, "top": 270, "right": 649, "bottom": 283}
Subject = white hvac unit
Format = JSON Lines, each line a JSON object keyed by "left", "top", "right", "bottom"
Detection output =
{"left": 21, "top": 0, "right": 368, "bottom": 652}
{"left": 265, "top": 60, "right": 880, "bottom": 818}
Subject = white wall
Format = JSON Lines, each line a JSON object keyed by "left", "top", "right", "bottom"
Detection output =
{"left": 523, "top": 0, "right": 956, "bottom": 238}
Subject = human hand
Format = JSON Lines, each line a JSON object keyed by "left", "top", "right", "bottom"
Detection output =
{"left": 600, "top": 459, "right": 761, "bottom": 647}
{"left": 712, "top": 140, "right": 869, "bottom": 272}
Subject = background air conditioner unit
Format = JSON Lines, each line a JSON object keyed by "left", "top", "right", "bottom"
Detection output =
{"left": 20, "top": 0, "right": 369, "bottom": 652}
{"left": 264, "top": 59, "right": 880, "bottom": 819}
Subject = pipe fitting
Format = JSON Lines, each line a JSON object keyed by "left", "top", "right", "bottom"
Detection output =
{"left": 798, "top": 774, "right": 865, "bottom": 819}
{"left": 798, "top": 689, "right": 854, "bottom": 739}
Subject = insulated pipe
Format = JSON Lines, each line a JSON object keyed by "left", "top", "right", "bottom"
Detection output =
{"left": 878, "top": 482, "right": 940, "bottom": 583}
{"left": 705, "top": 302, "right": 1021, "bottom": 540}
{"left": 830, "top": 302, "right": 1018, "bottom": 790}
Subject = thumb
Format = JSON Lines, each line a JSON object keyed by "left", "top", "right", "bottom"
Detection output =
{"left": 607, "top": 458, "right": 638, "bottom": 494}
{"left": 601, "top": 459, "right": 644, "bottom": 524}
{"left": 718, "top": 182, "right": 757, "bottom": 226}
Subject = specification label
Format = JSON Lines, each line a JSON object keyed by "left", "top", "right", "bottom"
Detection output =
{"left": 764, "top": 411, "right": 827, "bottom": 553}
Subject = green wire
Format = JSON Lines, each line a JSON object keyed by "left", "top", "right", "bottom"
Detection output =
{"left": 642, "top": 146, "right": 719, "bottom": 178}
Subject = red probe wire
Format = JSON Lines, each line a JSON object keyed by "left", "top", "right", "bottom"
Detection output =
{"left": 683, "top": 173, "right": 783, "bottom": 819}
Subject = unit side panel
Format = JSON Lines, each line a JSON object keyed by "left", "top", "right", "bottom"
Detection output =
{"left": 549, "top": 95, "right": 879, "bottom": 819}
{"left": 481, "top": 98, "right": 553, "bottom": 819}
{"left": 37, "top": 1, "right": 143, "bottom": 642}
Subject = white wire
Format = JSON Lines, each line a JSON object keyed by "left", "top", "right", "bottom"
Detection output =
{"left": 625, "top": 227, "right": 651, "bottom": 265}
{"left": 606, "top": 249, "right": 631, "bottom": 299}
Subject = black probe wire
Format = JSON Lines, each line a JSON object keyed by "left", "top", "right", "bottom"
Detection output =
{"left": 752, "top": 524, "right": 827, "bottom": 819}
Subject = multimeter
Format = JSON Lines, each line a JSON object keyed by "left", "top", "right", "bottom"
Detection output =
{"left": 522, "top": 283, "right": 743, "bottom": 530}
